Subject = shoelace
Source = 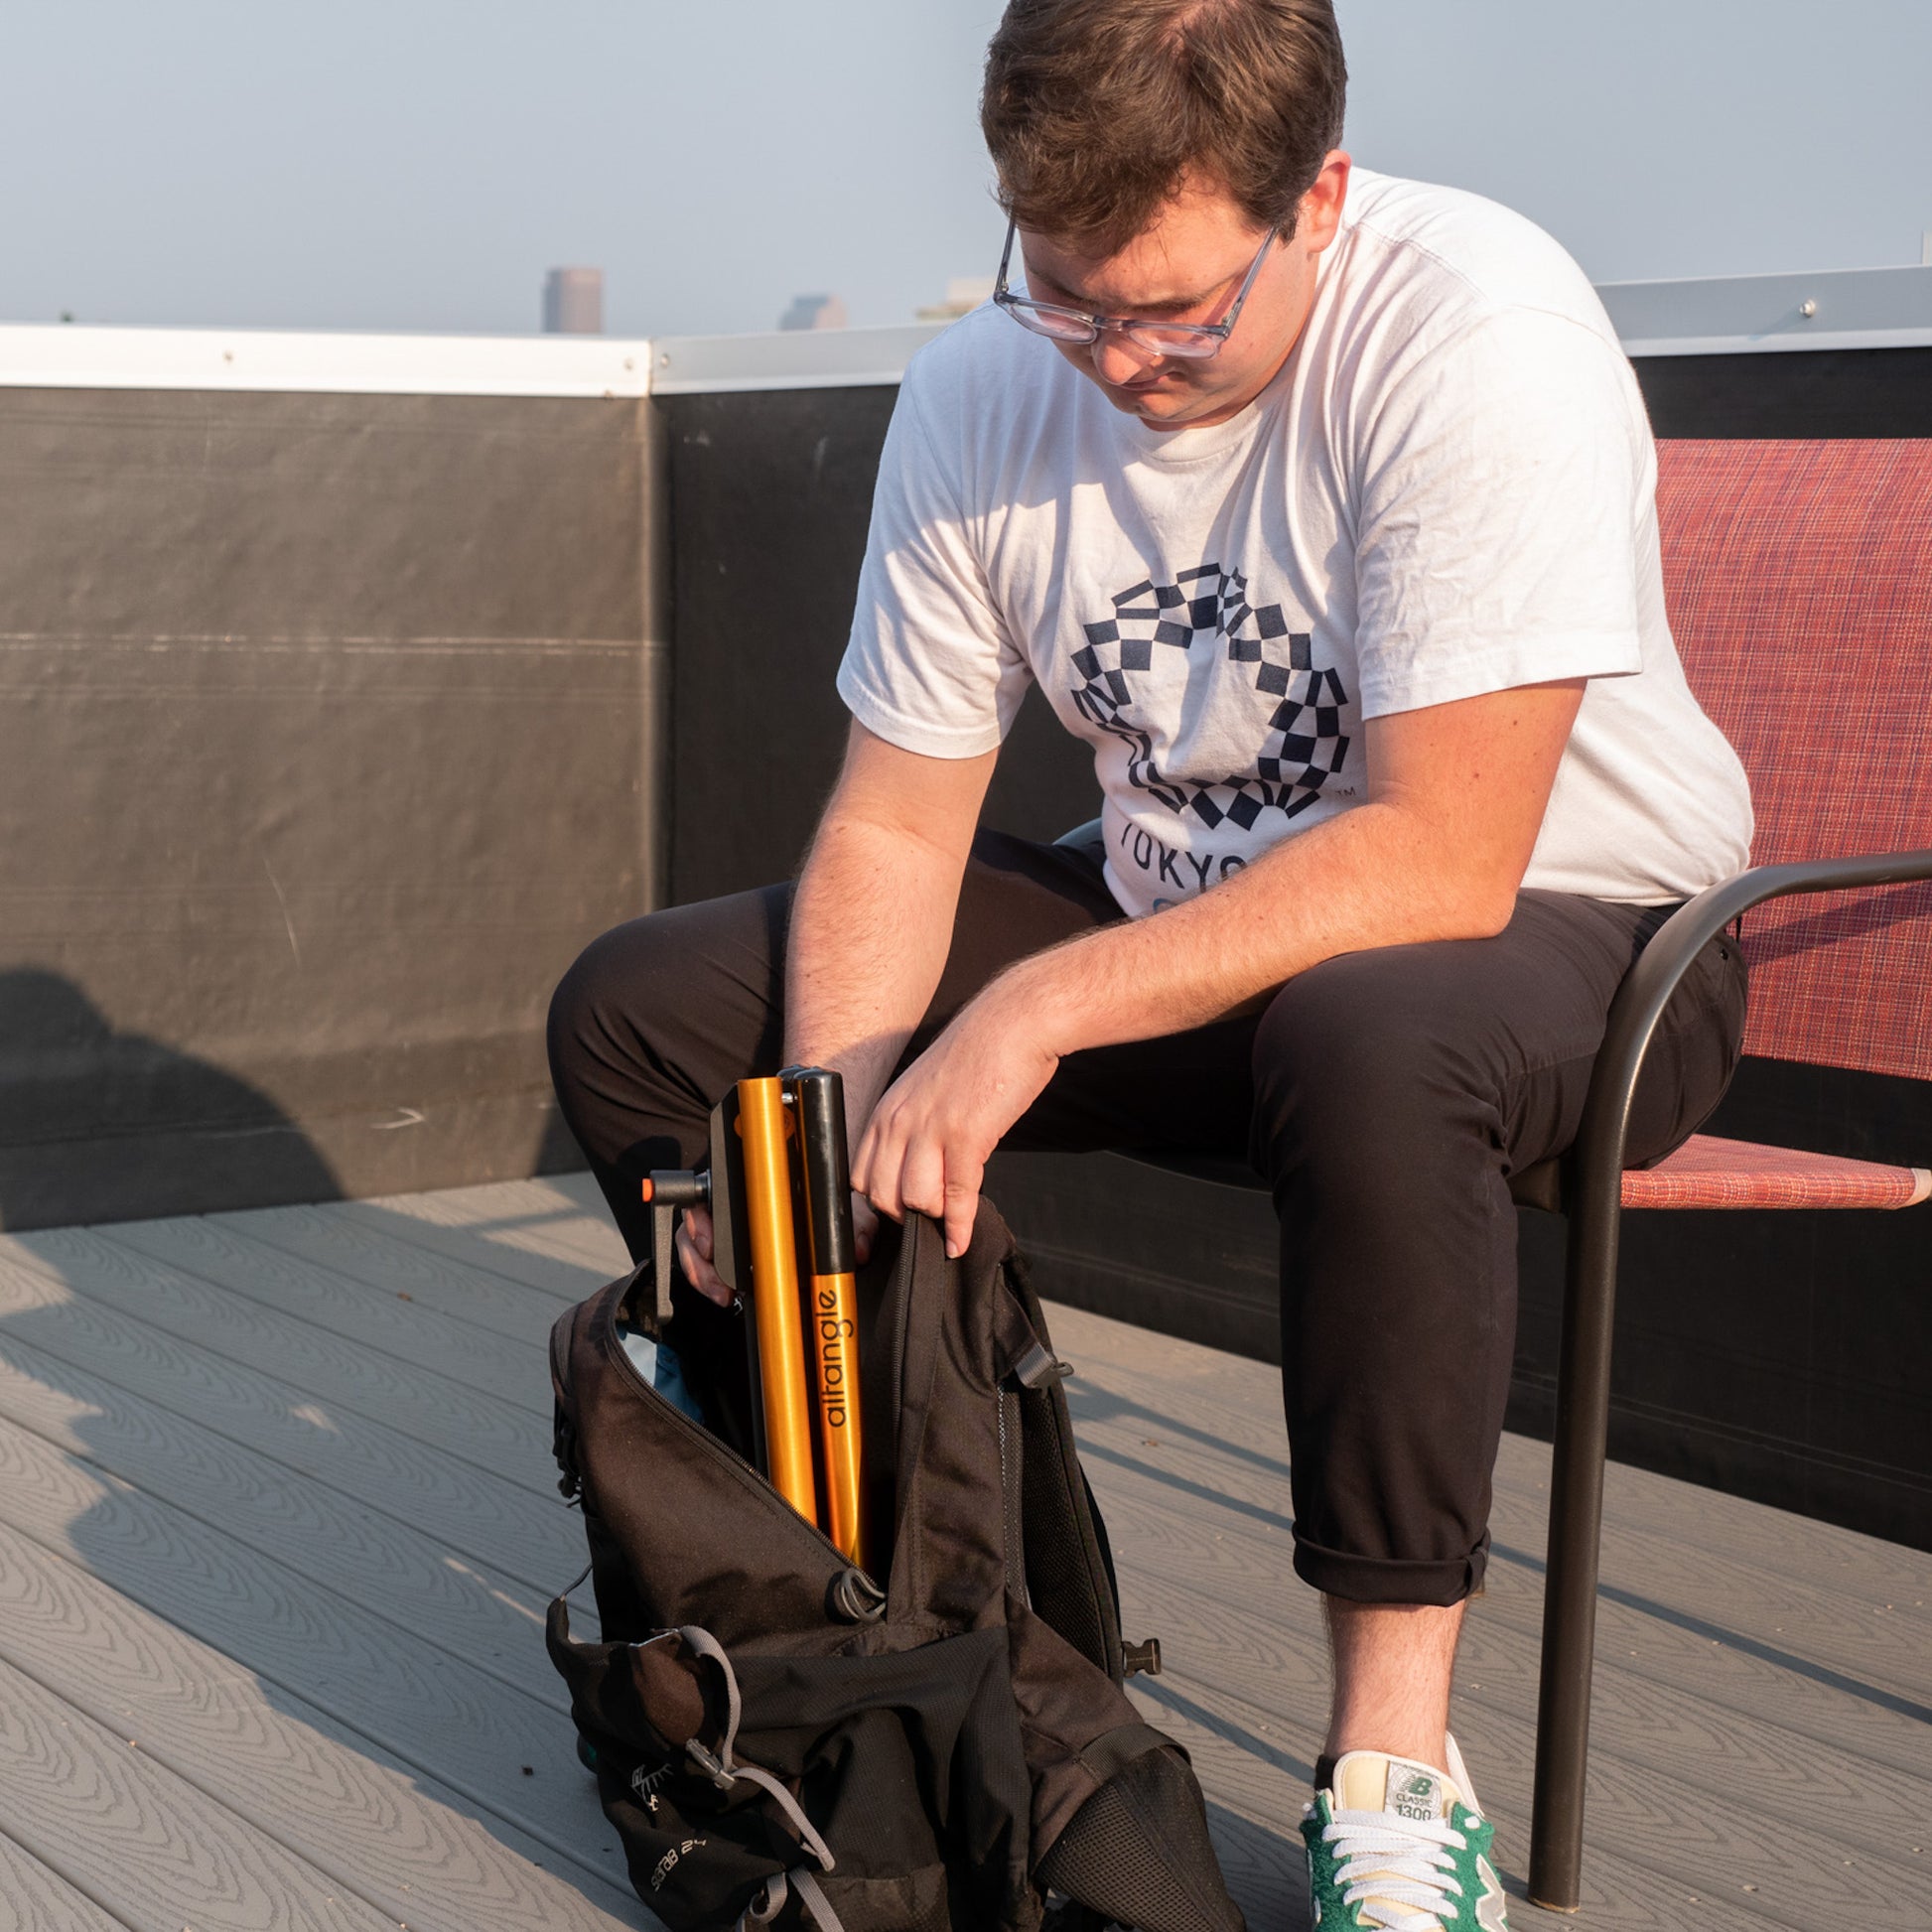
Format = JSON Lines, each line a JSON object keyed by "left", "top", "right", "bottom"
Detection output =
{"left": 1321, "top": 1806, "right": 1468, "bottom": 1931}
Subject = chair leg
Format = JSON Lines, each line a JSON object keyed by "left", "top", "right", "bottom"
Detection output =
{"left": 1528, "top": 1187, "right": 1623, "bottom": 1913}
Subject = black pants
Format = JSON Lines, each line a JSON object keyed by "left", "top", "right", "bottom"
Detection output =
{"left": 547, "top": 830, "right": 1746, "bottom": 1606}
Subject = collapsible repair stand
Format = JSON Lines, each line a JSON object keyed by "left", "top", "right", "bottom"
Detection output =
{"left": 640, "top": 1068, "right": 870, "bottom": 1570}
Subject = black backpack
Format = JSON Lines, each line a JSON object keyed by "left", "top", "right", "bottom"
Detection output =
{"left": 547, "top": 1197, "right": 1247, "bottom": 1932}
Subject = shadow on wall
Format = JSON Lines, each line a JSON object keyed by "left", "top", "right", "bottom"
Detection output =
{"left": 0, "top": 969, "right": 344, "bottom": 1232}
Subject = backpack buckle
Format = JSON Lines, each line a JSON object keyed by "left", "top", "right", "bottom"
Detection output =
{"left": 685, "top": 1737, "right": 735, "bottom": 1790}
{"left": 1012, "top": 1341, "right": 1072, "bottom": 1390}
{"left": 1121, "top": 1637, "right": 1162, "bottom": 1678}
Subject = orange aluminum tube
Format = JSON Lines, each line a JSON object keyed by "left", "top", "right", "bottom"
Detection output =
{"left": 735, "top": 1077, "right": 818, "bottom": 1524}
{"left": 807, "top": 1267, "right": 867, "bottom": 1567}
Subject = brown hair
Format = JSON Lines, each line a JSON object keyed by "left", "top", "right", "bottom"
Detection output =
{"left": 981, "top": 0, "right": 1346, "bottom": 253}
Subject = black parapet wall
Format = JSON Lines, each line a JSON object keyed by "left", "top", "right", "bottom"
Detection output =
{"left": 1635, "top": 345, "right": 1932, "bottom": 440}
{"left": 659, "top": 385, "right": 1097, "bottom": 904}
{"left": 0, "top": 385, "right": 664, "bottom": 1228}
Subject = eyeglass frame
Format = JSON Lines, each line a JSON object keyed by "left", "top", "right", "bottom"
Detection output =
{"left": 992, "top": 213, "right": 1280, "bottom": 358}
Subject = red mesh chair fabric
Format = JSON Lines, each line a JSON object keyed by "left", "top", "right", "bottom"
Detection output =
{"left": 1656, "top": 440, "right": 1932, "bottom": 1082}
{"left": 1622, "top": 1132, "right": 1931, "bottom": 1211}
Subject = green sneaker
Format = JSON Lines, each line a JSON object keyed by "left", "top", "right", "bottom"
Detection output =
{"left": 1301, "top": 1734, "right": 1508, "bottom": 1931}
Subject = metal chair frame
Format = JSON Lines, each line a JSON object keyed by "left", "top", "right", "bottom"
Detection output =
{"left": 1526, "top": 843, "right": 1932, "bottom": 1909}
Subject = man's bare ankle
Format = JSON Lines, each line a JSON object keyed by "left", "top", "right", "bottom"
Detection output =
{"left": 1321, "top": 1594, "right": 1464, "bottom": 1786}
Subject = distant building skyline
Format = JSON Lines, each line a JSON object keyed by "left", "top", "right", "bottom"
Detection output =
{"left": 542, "top": 268, "right": 603, "bottom": 336}
{"left": 779, "top": 293, "right": 848, "bottom": 332}
{"left": 915, "top": 274, "right": 996, "bottom": 323}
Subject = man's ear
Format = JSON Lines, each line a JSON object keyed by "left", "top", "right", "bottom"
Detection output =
{"left": 1299, "top": 151, "right": 1352, "bottom": 252}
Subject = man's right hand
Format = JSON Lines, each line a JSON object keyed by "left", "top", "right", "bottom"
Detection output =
{"left": 668, "top": 721, "right": 992, "bottom": 1312}
{"left": 672, "top": 1194, "right": 880, "bottom": 1310}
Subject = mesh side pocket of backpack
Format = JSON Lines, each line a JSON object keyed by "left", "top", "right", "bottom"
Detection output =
{"left": 1016, "top": 1382, "right": 1126, "bottom": 1681}
{"left": 1035, "top": 1742, "right": 1246, "bottom": 1932}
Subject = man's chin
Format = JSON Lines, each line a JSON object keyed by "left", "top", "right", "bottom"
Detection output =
{"left": 1107, "top": 380, "right": 1193, "bottom": 422}
{"left": 1108, "top": 377, "right": 1241, "bottom": 431}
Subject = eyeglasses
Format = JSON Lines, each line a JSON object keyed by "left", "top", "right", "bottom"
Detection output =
{"left": 993, "top": 214, "right": 1277, "bottom": 359}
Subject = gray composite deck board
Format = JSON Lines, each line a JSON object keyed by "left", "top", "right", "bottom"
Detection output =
{"left": 0, "top": 1829, "right": 130, "bottom": 1932}
{"left": 108, "top": 1214, "right": 552, "bottom": 1415}
{"left": 0, "top": 1176, "right": 1923, "bottom": 1930}
{"left": 224, "top": 1200, "right": 600, "bottom": 1343}
{"left": 3, "top": 1226, "right": 561, "bottom": 1496}
{"left": 0, "top": 1242, "right": 581, "bottom": 1589}
{"left": 0, "top": 1520, "right": 636, "bottom": 1932}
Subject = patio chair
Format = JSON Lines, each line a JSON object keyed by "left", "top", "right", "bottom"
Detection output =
{"left": 1057, "top": 435, "right": 1932, "bottom": 1911}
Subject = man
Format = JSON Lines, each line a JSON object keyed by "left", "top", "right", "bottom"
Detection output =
{"left": 549, "top": 1, "right": 1751, "bottom": 1923}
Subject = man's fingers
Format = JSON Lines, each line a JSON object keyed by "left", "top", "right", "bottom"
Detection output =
{"left": 673, "top": 1209, "right": 732, "bottom": 1308}
{"left": 849, "top": 1119, "right": 877, "bottom": 1198}
{"left": 851, "top": 1118, "right": 897, "bottom": 1220}
{"left": 683, "top": 1202, "right": 715, "bottom": 1260}
{"left": 897, "top": 1136, "right": 949, "bottom": 1226}
{"left": 851, "top": 1191, "right": 878, "bottom": 1264}
{"left": 856, "top": 1112, "right": 909, "bottom": 1223}
{"left": 942, "top": 1162, "right": 984, "bottom": 1261}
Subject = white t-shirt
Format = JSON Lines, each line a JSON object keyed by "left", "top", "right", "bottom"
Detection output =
{"left": 838, "top": 168, "right": 1753, "bottom": 919}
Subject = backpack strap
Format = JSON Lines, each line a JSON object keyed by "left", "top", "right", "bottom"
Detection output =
{"left": 998, "top": 1268, "right": 1126, "bottom": 1682}
{"left": 676, "top": 1626, "right": 837, "bottom": 1875}
{"left": 735, "top": 1867, "right": 849, "bottom": 1932}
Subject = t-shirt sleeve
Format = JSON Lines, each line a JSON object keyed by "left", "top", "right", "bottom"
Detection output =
{"left": 1351, "top": 308, "right": 1649, "bottom": 719}
{"left": 836, "top": 367, "right": 1033, "bottom": 758}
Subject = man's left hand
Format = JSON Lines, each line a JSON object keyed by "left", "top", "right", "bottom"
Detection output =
{"left": 851, "top": 980, "right": 1059, "bottom": 1260}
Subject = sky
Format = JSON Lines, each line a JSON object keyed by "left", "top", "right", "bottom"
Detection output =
{"left": 4, "top": 0, "right": 1929, "bottom": 341}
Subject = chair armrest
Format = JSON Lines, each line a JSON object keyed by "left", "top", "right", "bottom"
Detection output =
{"left": 1531, "top": 841, "right": 1932, "bottom": 1909}
{"left": 1574, "top": 845, "right": 1932, "bottom": 1200}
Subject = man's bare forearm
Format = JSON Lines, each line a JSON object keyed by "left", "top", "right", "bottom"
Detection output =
{"left": 784, "top": 811, "right": 965, "bottom": 1144}
{"left": 989, "top": 680, "right": 1587, "bottom": 1060}
{"left": 999, "top": 797, "right": 1487, "bottom": 1057}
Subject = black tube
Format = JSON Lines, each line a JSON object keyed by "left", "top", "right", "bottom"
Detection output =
{"left": 1529, "top": 846, "right": 1932, "bottom": 1911}
{"left": 785, "top": 1067, "right": 856, "bottom": 1276}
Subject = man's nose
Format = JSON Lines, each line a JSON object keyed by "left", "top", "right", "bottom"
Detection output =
{"left": 1090, "top": 329, "right": 1166, "bottom": 387}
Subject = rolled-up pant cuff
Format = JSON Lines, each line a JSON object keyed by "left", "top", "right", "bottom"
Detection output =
{"left": 1291, "top": 1533, "right": 1488, "bottom": 1607}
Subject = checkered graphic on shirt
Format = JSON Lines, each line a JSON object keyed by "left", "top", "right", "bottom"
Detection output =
{"left": 1071, "top": 564, "right": 1350, "bottom": 830}
{"left": 1658, "top": 440, "right": 1932, "bottom": 1083}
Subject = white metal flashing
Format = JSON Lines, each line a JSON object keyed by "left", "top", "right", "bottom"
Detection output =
{"left": 3, "top": 264, "right": 1929, "bottom": 398}
{"left": 647, "top": 324, "right": 949, "bottom": 395}
{"left": 0, "top": 324, "right": 654, "bottom": 398}
{"left": 1601, "top": 263, "right": 1932, "bottom": 358}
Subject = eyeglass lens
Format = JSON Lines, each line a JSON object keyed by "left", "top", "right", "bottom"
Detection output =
{"left": 1008, "top": 305, "right": 1228, "bottom": 356}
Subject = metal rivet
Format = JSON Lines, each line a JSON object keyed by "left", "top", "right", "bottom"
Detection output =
{"left": 1800, "top": 299, "right": 1818, "bottom": 318}
{"left": 658, "top": 351, "right": 670, "bottom": 367}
